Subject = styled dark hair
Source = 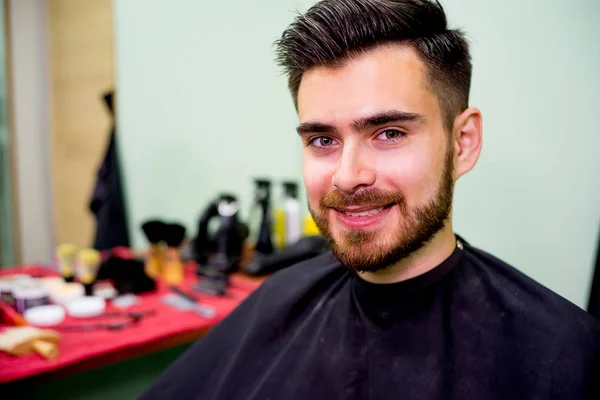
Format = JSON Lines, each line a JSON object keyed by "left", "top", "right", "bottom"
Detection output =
{"left": 275, "top": 0, "right": 472, "bottom": 131}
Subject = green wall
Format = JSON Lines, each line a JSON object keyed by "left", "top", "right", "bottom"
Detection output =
{"left": 443, "top": 0, "right": 600, "bottom": 308}
{"left": 0, "top": 0, "right": 15, "bottom": 267}
{"left": 113, "top": 0, "right": 314, "bottom": 250}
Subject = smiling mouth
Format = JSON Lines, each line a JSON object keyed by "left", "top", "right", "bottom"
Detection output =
{"left": 336, "top": 204, "right": 394, "bottom": 217}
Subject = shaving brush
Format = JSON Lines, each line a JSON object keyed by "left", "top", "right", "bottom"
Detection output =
{"left": 141, "top": 220, "right": 166, "bottom": 279}
{"left": 56, "top": 244, "right": 78, "bottom": 282}
{"left": 77, "top": 248, "right": 101, "bottom": 295}
{"left": 162, "top": 223, "right": 187, "bottom": 285}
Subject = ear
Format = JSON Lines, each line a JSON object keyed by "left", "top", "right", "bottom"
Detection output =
{"left": 452, "top": 107, "right": 482, "bottom": 179}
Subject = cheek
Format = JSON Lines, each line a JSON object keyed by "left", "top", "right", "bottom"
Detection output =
{"left": 378, "top": 151, "right": 441, "bottom": 205}
{"left": 302, "top": 153, "right": 333, "bottom": 207}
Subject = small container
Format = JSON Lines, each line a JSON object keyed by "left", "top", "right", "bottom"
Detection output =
{"left": 1, "top": 276, "right": 39, "bottom": 309}
{"left": 13, "top": 287, "right": 50, "bottom": 314}
{"left": 56, "top": 243, "right": 78, "bottom": 282}
{"left": 49, "top": 282, "right": 85, "bottom": 306}
{"left": 93, "top": 281, "right": 118, "bottom": 300}
{"left": 0, "top": 280, "right": 15, "bottom": 306}
{"left": 0, "top": 274, "right": 34, "bottom": 282}
{"left": 76, "top": 248, "right": 101, "bottom": 288}
{"left": 1, "top": 274, "right": 32, "bottom": 282}
{"left": 65, "top": 296, "right": 105, "bottom": 318}
{"left": 38, "top": 277, "right": 66, "bottom": 292}
{"left": 24, "top": 304, "right": 66, "bottom": 326}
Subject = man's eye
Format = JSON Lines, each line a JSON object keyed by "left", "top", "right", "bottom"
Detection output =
{"left": 310, "top": 136, "right": 337, "bottom": 147}
{"left": 376, "top": 129, "right": 405, "bottom": 142}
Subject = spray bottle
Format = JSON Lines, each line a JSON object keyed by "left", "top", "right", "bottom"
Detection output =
{"left": 282, "top": 181, "right": 301, "bottom": 246}
{"left": 249, "top": 179, "right": 274, "bottom": 255}
{"left": 246, "top": 179, "right": 274, "bottom": 272}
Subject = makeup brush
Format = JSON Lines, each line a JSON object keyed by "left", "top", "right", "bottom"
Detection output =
{"left": 141, "top": 220, "right": 166, "bottom": 279}
{"left": 162, "top": 223, "right": 187, "bottom": 285}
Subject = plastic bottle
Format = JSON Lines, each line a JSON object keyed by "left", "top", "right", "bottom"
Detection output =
{"left": 283, "top": 181, "right": 301, "bottom": 246}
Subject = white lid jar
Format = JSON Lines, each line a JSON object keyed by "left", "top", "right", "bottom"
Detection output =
{"left": 13, "top": 287, "right": 49, "bottom": 314}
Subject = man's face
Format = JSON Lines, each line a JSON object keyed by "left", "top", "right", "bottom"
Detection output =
{"left": 297, "top": 44, "right": 455, "bottom": 272}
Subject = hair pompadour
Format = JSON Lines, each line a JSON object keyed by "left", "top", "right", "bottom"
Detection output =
{"left": 275, "top": 0, "right": 472, "bottom": 131}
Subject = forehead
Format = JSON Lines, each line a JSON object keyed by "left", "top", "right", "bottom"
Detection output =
{"left": 297, "top": 44, "right": 438, "bottom": 125}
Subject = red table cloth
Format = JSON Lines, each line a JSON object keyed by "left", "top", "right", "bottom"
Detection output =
{"left": 0, "top": 264, "right": 262, "bottom": 383}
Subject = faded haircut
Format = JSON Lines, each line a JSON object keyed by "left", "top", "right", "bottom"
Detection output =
{"left": 275, "top": 0, "right": 472, "bottom": 132}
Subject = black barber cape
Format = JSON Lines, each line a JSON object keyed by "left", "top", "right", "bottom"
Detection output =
{"left": 141, "top": 239, "right": 600, "bottom": 399}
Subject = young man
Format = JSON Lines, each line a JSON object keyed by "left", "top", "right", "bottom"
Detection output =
{"left": 142, "top": 1, "right": 600, "bottom": 398}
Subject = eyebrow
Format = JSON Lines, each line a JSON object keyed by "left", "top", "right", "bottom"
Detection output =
{"left": 352, "top": 110, "right": 426, "bottom": 131}
{"left": 296, "top": 110, "right": 426, "bottom": 136}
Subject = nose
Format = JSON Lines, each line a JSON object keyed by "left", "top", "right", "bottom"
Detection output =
{"left": 332, "top": 142, "right": 376, "bottom": 193}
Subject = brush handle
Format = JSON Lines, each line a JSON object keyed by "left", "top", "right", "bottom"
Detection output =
{"left": 145, "top": 244, "right": 163, "bottom": 279}
{"left": 162, "top": 247, "right": 183, "bottom": 285}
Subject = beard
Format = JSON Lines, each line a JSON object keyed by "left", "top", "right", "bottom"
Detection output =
{"left": 309, "top": 147, "right": 455, "bottom": 273}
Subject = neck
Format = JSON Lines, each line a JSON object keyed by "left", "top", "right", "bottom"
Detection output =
{"left": 358, "top": 221, "right": 457, "bottom": 284}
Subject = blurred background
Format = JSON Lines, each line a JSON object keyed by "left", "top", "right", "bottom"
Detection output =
{"left": 0, "top": 0, "right": 599, "bottom": 398}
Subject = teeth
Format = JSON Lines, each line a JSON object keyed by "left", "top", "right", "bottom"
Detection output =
{"left": 343, "top": 207, "right": 384, "bottom": 217}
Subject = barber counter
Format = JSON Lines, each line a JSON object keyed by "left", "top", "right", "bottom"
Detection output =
{"left": 0, "top": 262, "right": 265, "bottom": 399}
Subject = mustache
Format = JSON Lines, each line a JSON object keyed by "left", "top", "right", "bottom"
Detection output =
{"left": 320, "top": 188, "right": 405, "bottom": 209}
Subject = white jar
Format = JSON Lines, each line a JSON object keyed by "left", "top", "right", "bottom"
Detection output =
{"left": 13, "top": 287, "right": 50, "bottom": 314}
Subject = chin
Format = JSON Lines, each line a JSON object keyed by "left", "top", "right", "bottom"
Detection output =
{"left": 327, "top": 229, "right": 399, "bottom": 272}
